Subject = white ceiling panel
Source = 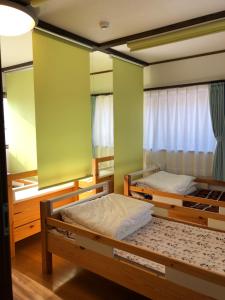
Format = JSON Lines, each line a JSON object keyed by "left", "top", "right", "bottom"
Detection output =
{"left": 38, "top": 0, "right": 225, "bottom": 43}
{"left": 0, "top": 32, "right": 33, "bottom": 68}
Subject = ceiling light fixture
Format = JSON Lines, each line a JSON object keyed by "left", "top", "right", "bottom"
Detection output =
{"left": 0, "top": 0, "right": 38, "bottom": 36}
{"left": 127, "top": 19, "right": 225, "bottom": 51}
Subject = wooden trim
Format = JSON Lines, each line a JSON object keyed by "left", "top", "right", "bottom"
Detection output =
{"left": 94, "top": 156, "right": 114, "bottom": 164}
{"left": 99, "top": 10, "right": 225, "bottom": 49}
{"left": 91, "top": 92, "right": 113, "bottom": 97}
{"left": 7, "top": 176, "right": 15, "bottom": 257}
{"left": 2, "top": 61, "right": 33, "bottom": 73}
{"left": 148, "top": 48, "right": 225, "bottom": 66}
{"left": 47, "top": 216, "right": 225, "bottom": 286}
{"left": 151, "top": 200, "right": 225, "bottom": 222}
{"left": 40, "top": 201, "right": 52, "bottom": 274}
{"left": 0, "top": 55, "right": 13, "bottom": 299}
{"left": 157, "top": 214, "right": 225, "bottom": 233}
{"left": 124, "top": 175, "right": 130, "bottom": 196}
{"left": 105, "top": 48, "right": 148, "bottom": 66}
{"left": 195, "top": 177, "right": 225, "bottom": 186}
{"left": 144, "top": 79, "right": 225, "bottom": 91}
{"left": 90, "top": 70, "right": 113, "bottom": 75}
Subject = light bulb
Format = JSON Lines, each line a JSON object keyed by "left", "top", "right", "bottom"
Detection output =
{"left": 0, "top": 2, "right": 37, "bottom": 36}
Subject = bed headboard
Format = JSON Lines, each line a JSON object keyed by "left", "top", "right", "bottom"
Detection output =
{"left": 45, "top": 181, "right": 111, "bottom": 216}
{"left": 92, "top": 156, "right": 114, "bottom": 177}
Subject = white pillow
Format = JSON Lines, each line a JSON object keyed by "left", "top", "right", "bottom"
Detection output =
{"left": 61, "top": 193, "right": 153, "bottom": 240}
{"left": 135, "top": 171, "right": 195, "bottom": 194}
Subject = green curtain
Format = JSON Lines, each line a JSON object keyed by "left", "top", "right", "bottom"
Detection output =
{"left": 209, "top": 83, "right": 225, "bottom": 180}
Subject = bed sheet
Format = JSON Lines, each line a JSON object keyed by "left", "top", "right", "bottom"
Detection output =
{"left": 115, "top": 217, "right": 225, "bottom": 275}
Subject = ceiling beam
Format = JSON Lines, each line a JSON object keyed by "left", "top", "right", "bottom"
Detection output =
{"left": 103, "top": 48, "right": 149, "bottom": 66}
{"left": 98, "top": 10, "right": 225, "bottom": 49}
{"left": 36, "top": 20, "right": 148, "bottom": 66}
{"left": 1, "top": 61, "right": 33, "bottom": 73}
{"left": 36, "top": 20, "right": 99, "bottom": 49}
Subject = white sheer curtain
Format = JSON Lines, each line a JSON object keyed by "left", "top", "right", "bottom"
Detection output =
{"left": 144, "top": 85, "right": 216, "bottom": 176}
{"left": 92, "top": 95, "right": 114, "bottom": 166}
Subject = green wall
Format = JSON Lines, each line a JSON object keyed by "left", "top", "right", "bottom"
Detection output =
{"left": 6, "top": 69, "right": 37, "bottom": 173}
{"left": 113, "top": 58, "right": 143, "bottom": 193}
{"left": 33, "top": 31, "right": 92, "bottom": 188}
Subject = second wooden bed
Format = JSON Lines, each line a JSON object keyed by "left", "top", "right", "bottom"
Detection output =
{"left": 124, "top": 168, "right": 225, "bottom": 231}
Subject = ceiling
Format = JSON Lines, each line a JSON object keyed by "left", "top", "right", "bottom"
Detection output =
{"left": 38, "top": 0, "right": 225, "bottom": 43}
{"left": 1, "top": 0, "right": 225, "bottom": 68}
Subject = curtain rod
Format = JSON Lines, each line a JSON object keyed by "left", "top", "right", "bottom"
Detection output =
{"left": 144, "top": 79, "right": 225, "bottom": 91}
{"left": 91, "top": 92, "right": 113, "bottom": 97}
{"left": 92, "top": 79, "right": 225, "bottom": 97}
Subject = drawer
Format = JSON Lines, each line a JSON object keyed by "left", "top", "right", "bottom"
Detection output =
{"left": 14, "top": 219, "right": 40, "bottom": 242}
{"left": 14, "top": 199, "right": 40, "bottom": 227}
{"left": 14, "top": 199, "right": 40, "bottom": 228}
{"left": 14, "top": 197, "right": 75, "bottom": 227}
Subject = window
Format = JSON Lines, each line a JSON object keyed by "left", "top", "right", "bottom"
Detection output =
{"left": 92, "top": 95, "right": 114, "bottom": 148}
{"left": 144, "top": 85, "right": 216, "bottom": 153}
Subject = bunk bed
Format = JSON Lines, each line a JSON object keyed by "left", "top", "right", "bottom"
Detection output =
{"left": 40, "top": 181, "right": 225, "bottom": 300}
{"left": 124, "top": 167, "right": 225, "bottom": 230}
{"left": 7, "top": 170, "right": 79, "bottom": 257}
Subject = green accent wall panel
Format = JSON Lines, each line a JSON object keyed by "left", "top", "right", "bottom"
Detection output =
{"left": 91, "top": 72, "right": 113, "bottom": 94}
{"left": 6, "top": 69, "right": 37, "bottom": 173}
{"left": 113, "top": 58, "right": 143, "bottom": 193}
{"left": 33, "top": 31, "right": 92, "bottom": 188}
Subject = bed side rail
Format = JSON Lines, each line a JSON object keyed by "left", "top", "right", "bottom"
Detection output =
{"left": 45, "top": 214, "right": 225, "bottom": 288}
{"left": 127, "top": 166, "right": 160, "bottom": 179}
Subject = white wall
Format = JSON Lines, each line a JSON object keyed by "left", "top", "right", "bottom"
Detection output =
{"left": 144, "top": 52, "right": 225, "bottom": 88}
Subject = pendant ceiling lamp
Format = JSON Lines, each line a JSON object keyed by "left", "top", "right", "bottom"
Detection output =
{"left": 0, "top": 0, "right": 38, "bottom": 36}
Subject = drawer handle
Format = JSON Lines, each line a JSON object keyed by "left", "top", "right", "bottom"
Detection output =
{"left": 30, "top": 225, "right": 34, "bottom": 229}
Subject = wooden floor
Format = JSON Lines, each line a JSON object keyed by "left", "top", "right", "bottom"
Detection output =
{"left": 12, "top": 234, "right": 148, "bottom": 300}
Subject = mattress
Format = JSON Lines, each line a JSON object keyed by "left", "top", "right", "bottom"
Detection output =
{"left": 52, "top": 216, "right": 225, "bottom": 276}
{"left": 114, "top": 217, "right": 225, "bottom": 275}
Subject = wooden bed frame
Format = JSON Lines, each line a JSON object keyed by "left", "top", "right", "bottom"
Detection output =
{"left": 41, "top": 182, "right": 225, "bottom": 300}
{"left": 7, "top": 170, "right": 79, "bottom": 257}
{"left": 124, "top": 168, "right": 225, "bottom": 231}
{"left": 78, "top": 156, "right": 114, "bottom": 194}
